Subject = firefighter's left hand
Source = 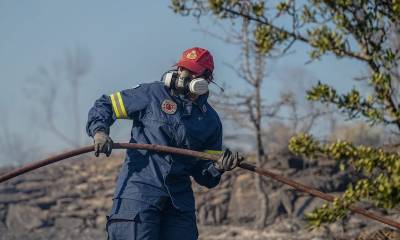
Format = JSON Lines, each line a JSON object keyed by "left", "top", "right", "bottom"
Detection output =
{"left": 214, "top": 149, "right": 244, "bottom": 172}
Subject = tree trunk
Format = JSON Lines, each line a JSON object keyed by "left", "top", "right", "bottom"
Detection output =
{"left": 72, "top": 82, "right": 81, "bottom": 147}
{"left": 254, "top": 82, "right": 269, "bottom": 228}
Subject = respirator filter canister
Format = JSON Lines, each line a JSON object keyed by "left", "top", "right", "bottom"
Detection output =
{"left": 163, "top": 70, "right": 209, "bottom": 95}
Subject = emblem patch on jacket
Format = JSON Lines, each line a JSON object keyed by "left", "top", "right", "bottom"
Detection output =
{"left": 161, "top": 99, "right": 177, "bottom": 114}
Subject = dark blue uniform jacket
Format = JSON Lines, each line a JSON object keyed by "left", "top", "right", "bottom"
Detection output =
{"left": 86, "top": 81, "right": 223, "bottom": 211}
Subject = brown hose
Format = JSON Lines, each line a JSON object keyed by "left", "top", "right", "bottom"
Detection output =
{"left": 0, "top": 142, "right": 399, "bottom": 229}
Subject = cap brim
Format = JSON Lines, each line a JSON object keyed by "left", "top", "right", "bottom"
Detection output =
{"left": 174, "top": 60, "right": 205, "bottom": 75}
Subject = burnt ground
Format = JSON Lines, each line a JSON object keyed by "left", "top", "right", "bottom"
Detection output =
{"left": 0, "top": 153, "right": 399, "bottom": 240}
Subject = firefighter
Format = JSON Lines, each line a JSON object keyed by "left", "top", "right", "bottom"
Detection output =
{"left": 86, "top": 47, "right": 243, "bottom": 240}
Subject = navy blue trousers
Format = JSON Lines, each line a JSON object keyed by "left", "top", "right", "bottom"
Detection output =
{"left": 106, "top": 198, "right": 198, "bottom": 240}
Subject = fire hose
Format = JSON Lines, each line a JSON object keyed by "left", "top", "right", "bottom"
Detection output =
{"left": 0, "top": 142, "right": 399, "bottom": 229}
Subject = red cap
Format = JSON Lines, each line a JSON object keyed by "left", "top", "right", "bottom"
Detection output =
{"left": 174, "top": 47, "right": 214, "bottom": 75}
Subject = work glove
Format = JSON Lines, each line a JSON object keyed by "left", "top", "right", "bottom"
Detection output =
{"left": 93, "top": 131, "right": 113, "bottom": 157}
{"left": 214, "top": 149, "right": 244, "bottom": 173}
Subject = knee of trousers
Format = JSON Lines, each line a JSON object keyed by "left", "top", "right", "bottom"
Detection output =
{"left": 106, "top": 212, "right": 160, "bottom": 240}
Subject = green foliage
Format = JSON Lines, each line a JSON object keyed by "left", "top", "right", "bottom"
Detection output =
{"left": 254, "top": 25, "right": 274, "bottom": 54}
{"left": 307, "top": 81, "right": 337, "bottom": 102}
{"left": 208, "top": 0, "right": 224, "bottom": 15}
{"left": 308, "top": 25, "right": 347, "bottom": 59}
{"left": 170, "top": 0, "right": 187, "bottom": 13}
{"left": 288, "top": 133, "right": 321, "bottom": 158}
{"left": 394, "top": 0, "right": 400, "bottom": 16}
{"left": 290, "top": 133, "right": 400, "bottom": 226}
{"left": 170, "top": 0, "right": 400, "bottom": 228}
{"left": 301, "top": 5, "right": 317, "bottom": 23}
{"left": 306, "top": 82, "right": 389, "bottom": 124}
{"left": 254, "top": 24, "right": 288, "bottom": 54}
{"left": 252, "top": 1, "right": 265, "bottom": 17}
{"left": 276, "top": 1, "right": 290, "bottom": 14}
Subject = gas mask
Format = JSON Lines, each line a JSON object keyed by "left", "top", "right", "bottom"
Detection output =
{"left": 163, "top": 69, "right": 209, "bottom": 96}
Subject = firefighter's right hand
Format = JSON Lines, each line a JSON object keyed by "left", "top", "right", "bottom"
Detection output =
{"left": 93, "top": 131, "right": 113, "bottom": 157}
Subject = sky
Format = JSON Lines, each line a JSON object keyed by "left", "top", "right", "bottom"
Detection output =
{"left": 0, "top": 1, "right": 367, "bottom": 166}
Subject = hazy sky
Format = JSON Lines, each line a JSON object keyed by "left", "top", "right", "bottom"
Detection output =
{"left": 0, "top": 1, "right": 367, "bottom": 166}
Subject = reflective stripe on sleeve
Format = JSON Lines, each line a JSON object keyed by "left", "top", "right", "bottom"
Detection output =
{"left": 110, "top": 94, "right": 120, "bottom": 118}
{"left": 110, "top": 92, "right": 128, "bottom": 119}
{"left": 204, "top": 150, "right": 224, "bottom": 155}
{"left": 116, "top": 92, "right": 128, "bottom": 118}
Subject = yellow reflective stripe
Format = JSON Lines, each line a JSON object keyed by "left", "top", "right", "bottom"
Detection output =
{"left": 110, "top": 94, "right": 121, "bottom": 118}
{"left": 109, "top": 92, "right": 128, "bottom": 119}
{"left": 116, "top": 92, "right": 128, "bottom": 118}
{"left": 204, "top": 150, "right": 224, "bottom": 155}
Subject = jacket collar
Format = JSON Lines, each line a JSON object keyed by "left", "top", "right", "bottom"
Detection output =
{"left": 169, "top": 91, "right": 209, "bottom": 115}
